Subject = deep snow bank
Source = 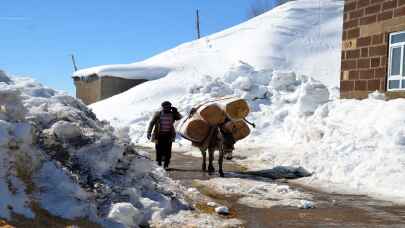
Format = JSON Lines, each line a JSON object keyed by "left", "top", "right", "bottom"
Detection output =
{"left": 75, "top": 0, "right": 343, "bottom": 88}
{"left": 247, "top": 94, "right": 405, "bottom": 202}
{"left": 0, "top": 72, "right": 189, "bottom": 227}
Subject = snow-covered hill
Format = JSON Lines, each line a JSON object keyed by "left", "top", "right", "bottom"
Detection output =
{"left": 75, "top": 0, "right": 342, "bottom": 87}
{"left": 86, "top": 0, "right": 343, "bottom": 124}
{"left": 83, "top": 0, "right": 405, "bottom": 204}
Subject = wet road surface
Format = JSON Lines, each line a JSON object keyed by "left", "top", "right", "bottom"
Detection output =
{"left": 140, "top": 147, "right": 405, "bottom": 228}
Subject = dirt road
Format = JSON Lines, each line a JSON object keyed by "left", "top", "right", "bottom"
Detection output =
{"left": 143, "top": 147, "right": 405, "bottom": 228}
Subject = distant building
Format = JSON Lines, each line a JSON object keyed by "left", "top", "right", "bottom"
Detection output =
{"left": 73, "top": 74, "right": 147, "bottom": 105}
{"left": 341, "top": 0, "right": 405, "bottom": 99}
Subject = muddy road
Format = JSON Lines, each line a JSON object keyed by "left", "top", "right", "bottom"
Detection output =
{"left": 140, "top": 146, "right": 405, "bottom": 228}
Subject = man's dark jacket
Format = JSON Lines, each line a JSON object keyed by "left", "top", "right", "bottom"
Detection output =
{"left": 147, "top": 109, "right": 182, "bottom": 142}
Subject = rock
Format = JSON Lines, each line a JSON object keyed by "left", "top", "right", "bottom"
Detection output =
{"left": 215, "top": 206, "right": 229, "bottom": 215}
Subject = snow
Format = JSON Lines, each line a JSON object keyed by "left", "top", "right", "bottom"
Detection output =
{"left": 34, "top": 161, "right": 94, "bottom": 219}
{"left": 73, "top": 63, "right": 171, "bottom": 80}
{"left": 0, "top": 70, "right": 11, "bottom": 84}
{"left": 50, "top": 121, "right": 82, "bottom": 141}
{"left": 150, "top": 210, "right": 243, "bottom": 228}
{"left": 86, "top": 0, "right": 405, "bottom": 205}
{"left": 194, "top": 177, "right": 314, "bottom": 209}
{"left": 214, "top": 206, "right": 229, "bottom": 215}
{"left": 108, "top": 203, "right": 142, "bottom": 228}
{"left": 0, "top": 72, "right": 190, "bottom": 226}
{"left": 75, "top": 0, "right": 342, "bottom": 89}
{"left": 207, "top": 202, "right": 218, "bottom": 207}
{"left": 299, "top": 200, "right": 315, "bottom": 209}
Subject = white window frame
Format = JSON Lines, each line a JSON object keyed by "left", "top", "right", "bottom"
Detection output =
{"left": 387, "top": 31, "right": 405, "bottom": 91}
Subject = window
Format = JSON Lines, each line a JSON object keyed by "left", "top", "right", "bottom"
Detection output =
{"left": 388, "top": 31, "right": 405, "bottom": 90}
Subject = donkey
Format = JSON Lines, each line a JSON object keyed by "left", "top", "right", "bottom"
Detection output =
{"left": 198, "top": 125, "right": 235, "bottom": 177}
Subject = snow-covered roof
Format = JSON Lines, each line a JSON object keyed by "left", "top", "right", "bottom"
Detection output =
{"left": 73, "top": 62, "right": 171, "bottom": 80}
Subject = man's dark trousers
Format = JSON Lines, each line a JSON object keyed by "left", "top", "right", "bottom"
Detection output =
{"left": 155, "top": 133, "right": 172, "bottom": 167}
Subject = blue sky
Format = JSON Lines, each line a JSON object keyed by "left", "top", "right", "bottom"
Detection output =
{"left": 0, "top": 0, "right": 276, "bottom": 95}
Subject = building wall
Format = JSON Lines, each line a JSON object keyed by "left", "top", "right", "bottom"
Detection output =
{"left": 73, "top": 75, "right": 148, "bottom": 105}
{"left": 73, "top": 75, "right": 101, "bottom": 105}
{"left": 100, "top": 76, "right": 148, "bottom": 100}
{"left": 341, "top": 0, "right": 405, "bottom": 99}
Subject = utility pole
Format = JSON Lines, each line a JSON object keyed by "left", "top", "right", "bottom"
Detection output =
{"left": 71, "top": 54, "right": 78, "bottom": 71}
{"left": 196, "top": 9, "right": 201, "bottom": 39}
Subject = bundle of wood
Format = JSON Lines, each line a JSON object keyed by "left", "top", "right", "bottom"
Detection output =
{"left": 178, "top": 97, "right": 252, "bottom": 143}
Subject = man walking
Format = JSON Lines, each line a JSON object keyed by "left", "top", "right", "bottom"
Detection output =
{"left": 147, "top": 101, "right": 182, "bottom": 169}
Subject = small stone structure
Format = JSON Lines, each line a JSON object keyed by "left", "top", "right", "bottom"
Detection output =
{"left": 73, "top": 74, "right": 147, "bottom": 105}
{"left": 341, "top": 0, "right": 405, "bottom": 99}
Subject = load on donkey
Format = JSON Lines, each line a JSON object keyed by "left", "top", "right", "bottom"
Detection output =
{"left": 177, "top": 97, "right": 255, "bottom": 177}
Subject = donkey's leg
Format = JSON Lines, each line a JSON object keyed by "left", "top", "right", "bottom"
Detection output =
{"left": 208, "top": 148, "right": 215, "bottom": 174}
{"left": 218, "top": 147, "right": 224, "bottom": 177}
{"left": 200, "top": 148, "right": 207, "bottom": 171}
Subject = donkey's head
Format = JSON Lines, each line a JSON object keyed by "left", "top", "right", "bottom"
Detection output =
{"left": 219, "top": 129, "right": 235, "bottom": 160}
{"left": 222, "top": 141, "right": 234, "bottom": 160}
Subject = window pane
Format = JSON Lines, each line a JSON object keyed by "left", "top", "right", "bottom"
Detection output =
{"left": 391, "top": 47, "right": 401, "bottom": 76}
{"left": 391, "top": 33, "right": 405, "bottom": 44}
{"left": 389, "top": 80, "right": 400, "bottom": 89}
{"left": 403, "top": 47, "right": 405, "bottom": 76}
{"left": 402, "top": 80, "right": 405, "bottom": 88}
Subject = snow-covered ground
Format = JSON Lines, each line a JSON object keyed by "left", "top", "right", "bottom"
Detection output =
{"left": 150, "top": 210, "right": 243, "bottom": 228}
{"left": 0, "top": 71, "right": 194, "bottom": 227}
{"left": 194, "top": 176, "right": 315, "bottom": 209}
{"left": 78, "top": 0, "right": 404, "bottom": 205}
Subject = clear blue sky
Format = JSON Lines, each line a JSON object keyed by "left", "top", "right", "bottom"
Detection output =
{"left": 0, "top": 0, "right": 276, "bottom": 95}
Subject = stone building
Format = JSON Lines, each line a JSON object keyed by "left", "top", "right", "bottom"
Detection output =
{"left": 341, "top": 0, "right": 405, "bottom": 99}
{"left": 73, "top": 75, "right": 147, "bottom": 105}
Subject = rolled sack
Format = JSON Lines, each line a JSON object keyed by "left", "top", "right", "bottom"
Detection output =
{"left": 197, "top": 103, "right": 226, "bottom": 125}
{"left": 217, "top": 97, "right": 250, "bottom": 120}
{"left": 223, "top": 120, "right": 250, "bottom": 141}
{"left": 178, "top": 116, "right": 210, "bottom": 143}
